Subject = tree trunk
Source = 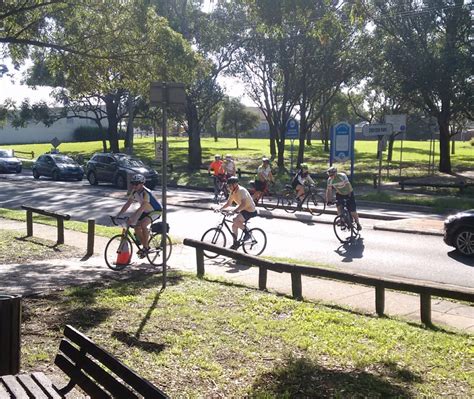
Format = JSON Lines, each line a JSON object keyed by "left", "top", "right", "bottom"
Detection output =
{"left": 269, "top": 126, "right": 277, "bottom": 159}
{"left": 297, "top": 116, "right": 308, "bottom": 166}
{"left": 104, "top": 95, "right": 120, "bottom": 153}
{"left": 451, "top": 139, "right": 455, "bottom": 155}
{"left": 124, "top": 95, "right": 134, "bottom": 155}
{"left": 438, "top": 116, "right": 452, "bottom": 173}
{"left": 387, "top": 134, "right": 395, "bottom": 162}
{"left": 306, "top": 130, "right": 312, "bottom": 146}
{"left": 186, "top": 102, "right": 202, "bottom": 170}
{"left": 277, "top": 138, "right": 285, "bottom": 169}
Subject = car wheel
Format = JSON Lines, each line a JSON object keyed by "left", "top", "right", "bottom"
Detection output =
{"left": 115, "top": 174, "right": 127, "bottom": 189}
{"left": 454, "top": 228, "right": 474, "bottom": 257}
{"left": 77, "top": 174, "right": 84, "bottom": 181}
{"left": 87, "top": 171, "right": 98, "bottom": 185}
{"left": 52, "top": 170, "right": 60, "bottom": 181}
{"left": 32, "top": 169, "right": 40, "bottom": 179}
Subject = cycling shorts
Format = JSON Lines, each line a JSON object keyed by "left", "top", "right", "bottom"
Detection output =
{"left": 138, "top": 210, "right": 161, "bottom": 223}
{"left": 254, "top": 180, "right": 266, "bottom": 192}
{"left": 241, "top": 210, "right": 258, "bottom": 221}
{"left": 336, "top": 192, "right": 357, "bottom": 212}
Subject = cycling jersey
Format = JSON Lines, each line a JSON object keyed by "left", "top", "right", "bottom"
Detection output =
{"left": 209, "top": 160, "right": 224, "bottom": 176}
{"left": 129, "top": 187, "right": 162, "bottom": 213}
{"left": 228, "top": 186, "right": 256, "bottom": 213}
{"left": 327, "top": 173, "right": 352, "bottom": 196}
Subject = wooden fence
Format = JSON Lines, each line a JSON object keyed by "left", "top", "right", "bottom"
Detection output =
{"left": 183, "top": 238, "right": 474, "bottom": 327}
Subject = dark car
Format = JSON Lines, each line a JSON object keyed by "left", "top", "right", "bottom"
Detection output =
{"left": 32, "top": 154, "right": 84, "bottom": 181}
{"left": 443, "top": 209, "right": 474, "bottom": 257}
{"left": 0, "top": 149, "right": 22, "bottom": 173}
{"left": 85, "top": 153, "right": 159, "bottom": 189}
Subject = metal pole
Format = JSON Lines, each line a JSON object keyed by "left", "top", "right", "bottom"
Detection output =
{"left": 377, "top": 136, "right": 383, "bottom": 192}
{"left": 161, "top": 85, "right": 168, "bottom": 289}
{"left": 290, "top": 139, "right": 294, "bottom": 172}
{"left": 399, "top": 137, "right": 404, "bottom": 178}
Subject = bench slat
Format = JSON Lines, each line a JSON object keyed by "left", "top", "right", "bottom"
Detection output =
{"left": 55, "top": 354, "right": 110, "bottom": 399}
{"left": 0, "top": 375, "right": 28, "bottom": 398}
{"left": 0, "top": 380, "right": 11, "bottom": 398}
{"left": 63, "top": 326, "right": 168, "bottom": 398}
{"left": 59, "top": 339, "right": 138, "bottom": 399}
{"left": 17, "top": 374, "right": 48, "bottom": 399}
{"left": 31, "top": 372, "right": 62, "bottom": 399}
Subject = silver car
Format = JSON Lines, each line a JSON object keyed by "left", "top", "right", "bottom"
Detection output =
{"left": 0, "top": 149, "right": 22, "bottom": 173}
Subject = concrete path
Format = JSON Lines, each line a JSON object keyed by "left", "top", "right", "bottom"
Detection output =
{"left": 1, "top": 218, "right": 472, "bottom": 334}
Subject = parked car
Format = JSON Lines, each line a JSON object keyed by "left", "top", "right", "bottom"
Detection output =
{"left": 85, "top": 153, "right": 159, "bottom": 189}
{"left": 32, "top": 154, "right": 84, "bottom": 181}
{"left": 443, "top": 209, "right": 474, "bottom": 257}
{"left": 0, "top": 149, "right": 22, "bottom": 173}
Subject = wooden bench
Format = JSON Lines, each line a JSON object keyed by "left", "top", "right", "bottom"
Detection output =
{"left": 399, "top": 179, "right": 473, "bottom": 193}
{"left": 0, "top": 325, "right": 169, "bottom": 398}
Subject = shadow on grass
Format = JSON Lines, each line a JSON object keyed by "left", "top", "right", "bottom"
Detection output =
{"left": 247, "top": 356, "right": 416, "bottom": 397}
{"left": 111, "top": 330, "right": 166, "bottom": 354}
{"left": 15, "top": 235, "right": 63, "bottom": 251}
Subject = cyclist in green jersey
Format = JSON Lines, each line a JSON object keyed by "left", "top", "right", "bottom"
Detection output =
{"left": 326, "top": 166, "right": 362, "bottom": 230}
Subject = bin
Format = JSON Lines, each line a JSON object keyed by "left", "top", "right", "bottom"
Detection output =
{"left": 0, "top": 295, "right": 21, "bottom": 375}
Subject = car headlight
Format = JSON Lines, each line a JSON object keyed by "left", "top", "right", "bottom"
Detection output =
{"left": 445, "top": 215, "right": 459, "bottom": 224}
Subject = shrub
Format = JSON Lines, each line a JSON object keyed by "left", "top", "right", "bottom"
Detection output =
{"left": 470, "top": 138, "right": 474, "bottom": 146}
{"left": 73, "top": 126, "right": 108, "bottom": 142}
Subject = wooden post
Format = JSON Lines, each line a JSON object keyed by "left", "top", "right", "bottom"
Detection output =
{"left": 86, "top": 219, "right": 95, "bottom": 256}
{"left": 258, "top": 267, "right": 267, "bottom": 290}
{"left": 291, "top": 272, "right": 302, "bottom": 300}
{"left": 375, "top": 285, "right": 385, "bottom": 316}
{"left": 420, "top": 293, "right": 432, "bottom": 326}
{"left": 26, "top": 210, "right": 33, "bottom": 237}
{"left": 196, "top": 249, "right": 205, "bottom": 278}
{"left": 57, "top": 218, "right": 64, "bottom": 245}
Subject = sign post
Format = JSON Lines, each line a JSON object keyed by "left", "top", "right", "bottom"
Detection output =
{"left": 330, "top": 122, "right": 355, "bottom": 181}
{"left": 362, "top": 123, "right": 393, "bottom": 190}
{"left": 285, "top": 118, "right": 299, "bottom": 172}
{"left": 150, "top": 82, "right": 186, "bottom": 288}
{"left": 385, "top": 114, "right": 407, "bottom": 178}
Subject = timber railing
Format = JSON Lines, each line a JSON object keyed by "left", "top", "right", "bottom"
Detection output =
{"left": 13, "top": 150, "right": 34, "bottom": 159}
{"left": 183, "top": 238, "right": 474, "bottom": 327}
{"left": 21, "top": 205, "right": 71, "bottom": 245}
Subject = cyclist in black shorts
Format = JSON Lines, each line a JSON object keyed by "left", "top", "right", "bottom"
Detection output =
{"left": 219, "top": 176, "right": 257, "bottom": 249}
{"left": 116, "top": 174, "right": 162, "bottom": 256}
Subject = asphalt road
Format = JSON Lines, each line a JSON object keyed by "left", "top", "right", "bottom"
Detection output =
{"left": 1, "top": 172, "right": 473, "bottom": 289}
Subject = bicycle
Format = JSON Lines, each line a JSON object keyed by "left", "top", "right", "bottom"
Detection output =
{"left": 104, "top": 216, "right": 172, "bottom": 271}
{"left": 330, "top": 199, "right": 361, "bottom": 243}
{"left": 279, "top": 183, "right": 326, "bottom": 216}
{"left": 251, "top": 181, "right": 278, "bottom": 211}
{"left": 201, "top": 209, "right": 267, "bottom": 258}
{"left": 211, "top": 174, "right": 229, "bottom": 204}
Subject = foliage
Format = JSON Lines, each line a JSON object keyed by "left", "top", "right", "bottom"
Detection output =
{"left": 220, "top": 97, "right": 259, "bottom": 149}
{"left": 72, "top": 126, "right": 107, "bottom": 143}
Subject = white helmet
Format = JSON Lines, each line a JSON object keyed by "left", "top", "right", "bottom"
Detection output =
{"left": 327, "top": 166, "right": 337, "bottom": 175}
{"left": 131, "top": 174, "right": 146, "bottom": 184}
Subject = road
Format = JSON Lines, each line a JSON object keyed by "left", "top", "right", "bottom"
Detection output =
{"left": 1, "top": 172, "right": 473, "bottom": 289}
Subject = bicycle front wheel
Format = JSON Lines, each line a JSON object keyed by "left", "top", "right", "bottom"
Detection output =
{"left": 242, "top": 228, "right": 267, "bottom": 256}
{"left": 280, "top": 189, "right": 297, "bottom": 213}
{"left": 333, "top": 214, "right": 357, "bottom": 243}
{"left": 261, "top": 193, "right": 279, "bottom": 211}
{"left": 307, "top": 193, "right": 326, "bottom": 216}
{"left": 201, "top": 228, "right": 226, "bottom": 258}
{"left": 147, "top": 233, "right": 172, "bottom": 266}
{"left": 104, "top": 235, "right": 132, "bottom": 271}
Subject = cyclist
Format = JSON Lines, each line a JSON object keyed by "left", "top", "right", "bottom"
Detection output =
{"left": 291, "top": 163, "right": 315, "bottom": 205}
{"left": 325, "top": 166, "right": 362, "bottom": 231}
{"left": 219, "top": 176, "right": 257, "bottom": 249}
{"left": 223, "top": 154, "right": 236, "bottom": 178}
{"left": 253, "top": 157, "right": 274, "bottom": 203}
{"left": 116, "top": 174, "right": 162, "bottom": 257}
{"left": 208, "top": 154, "right": 226, "bottom": 200}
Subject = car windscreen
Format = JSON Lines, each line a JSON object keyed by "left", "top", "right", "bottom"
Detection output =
{"left": 0, "top": 150, "right": 13, "bottom": 158}
{"left": 119, "top": 158, "right": 145, "bottom": 168}
{"left": 54, "top": 156, "right": 76, "bottom": 165}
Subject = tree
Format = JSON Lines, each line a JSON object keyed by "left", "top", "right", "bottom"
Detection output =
{"left": 363, "top": 0, "right": 473, "bottom": 173}
{"left": 220, "top": 97, "right": 259, "bottom": 149}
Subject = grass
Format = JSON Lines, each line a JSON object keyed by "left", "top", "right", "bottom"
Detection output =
{"left": 0, "top": 229, "right": 81, "bottom": 264}
{"left": 21, "top": 273, "right": 473, "bottom": 397}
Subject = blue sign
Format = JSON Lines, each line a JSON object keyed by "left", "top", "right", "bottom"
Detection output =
{"left": 331, "top": 122, "right": 353, "bottom": 162}
{"left": 285, "top": 118, "right": 299, "bottom": 140}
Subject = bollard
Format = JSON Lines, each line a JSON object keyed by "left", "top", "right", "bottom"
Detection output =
{"left": 0, "top": 295, "right": 21, "bottom": 376}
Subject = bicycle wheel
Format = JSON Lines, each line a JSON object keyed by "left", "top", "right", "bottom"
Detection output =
{"left": 261, "top": 193, "right": 279, "bottom": 211}
{"left": 242, "top": 228, "right": 267, "bottom": 256}
{"left": 333, "top": 214, "right": 355, "bottom": 243}
{"left": 104, "top": 235, "right": 132, "bottom": 271}
{"left": 307, "top": 193, "right": 326, "bottom": 216}
{"left": 147, "top": 233, "right": 172, "bottom": 266}
{"left": 280, "top": 189, "right": 297, "bottom": 213}
{"left": 201, "top": 227, "right": 226, "bottom": 258}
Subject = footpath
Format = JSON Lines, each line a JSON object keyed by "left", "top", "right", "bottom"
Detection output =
{"left": 0, "top": 190, "right": 473, "bottom": 334}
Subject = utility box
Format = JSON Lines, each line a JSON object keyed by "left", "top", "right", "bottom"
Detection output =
{"left": 0, "top": 295, "right": 21, "bottom": 375}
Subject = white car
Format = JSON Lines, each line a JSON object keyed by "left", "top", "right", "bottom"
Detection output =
{"left": 0, "top": 149, "right": 22, "bottom": 173}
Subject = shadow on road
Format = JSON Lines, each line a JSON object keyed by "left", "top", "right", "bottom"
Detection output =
{"left": 447, "top": 250, "right": 474, "bottom": 267}
{"left": 334, "top": 238, "right": 365, "bottom": 262}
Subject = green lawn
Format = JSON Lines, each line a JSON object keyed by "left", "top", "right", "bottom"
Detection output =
{"left": 21, "top": 273, "right": 473, "bottom": 398}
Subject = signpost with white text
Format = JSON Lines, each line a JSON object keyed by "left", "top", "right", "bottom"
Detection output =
{"left": 285, "top": 118, "right": 299, "bottom": 172}
{"left": 330, "top": 122, "right": 355, "bottom": 181}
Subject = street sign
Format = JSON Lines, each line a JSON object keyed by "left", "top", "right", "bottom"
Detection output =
{"left": 285, "top": 118, "right": 299, "bottom": 140}
{"left": 362, "top": 123, "right": 393, "bottom": 137}
{"left": 331, "top": 122, "right": 353, "bottom": 162}
{"left": 385, "top": 114, "right": 407, "bottom": 133}
{"left": 150, "top": 82, "right": 186, "bottom": 109}
{"left": 51, "top": 137, "right": 61, "bottom": 148}
{"left": 155, "top": 141, "right": 169, "bottom": 161}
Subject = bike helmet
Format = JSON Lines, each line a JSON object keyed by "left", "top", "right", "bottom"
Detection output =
{"left": 227, "top": 176, "right": 239, "bottom": 185}
{"left": 130, "top": 174, "right": 146, "bottom": 184}
{"left": 225, "top": 154, "right": 233, "bottom": 160}
{"left": 262, "top": 157, "right": 269, "bottom": 163}
{"left": 215, "top": 154, "right": 221, "bottom": 159}
{"left": 327, "top": 166, "right": 337, "bottom": 175}
{"left": 300, "top": 163, "right": 308, "bottom": 171}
